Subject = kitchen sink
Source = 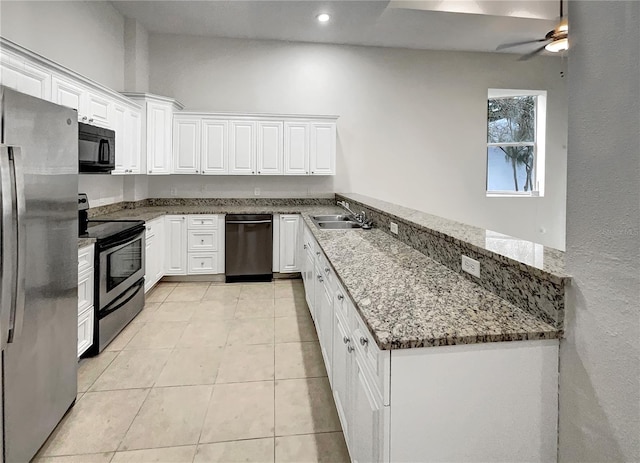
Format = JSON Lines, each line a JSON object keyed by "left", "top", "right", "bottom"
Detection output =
{"left": 311, "top": 215, "right": 354, "bottom": 222}
{"left": 315, "top": 221, "right": 362, "bottom": 229}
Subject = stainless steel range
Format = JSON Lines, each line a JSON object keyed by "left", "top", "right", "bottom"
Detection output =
{"left": 80, "top": 217, "right": 145, "bottom": 355}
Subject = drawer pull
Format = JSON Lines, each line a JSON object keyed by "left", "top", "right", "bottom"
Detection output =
{"left": 360, "top": 336, "right": 369, "bottom": 347}
{"left": 343, "top": 336, "right": 350, "bottom": 344}
{"left": 201, "top": 261, "right": 204, "bottom": 267}
{"left": 316, "top": 251, "right": 320, "bottom": 256}
{"left": 324, "top": 267, "right": 330, "bottom": 274}
{"left": 337, "top": 294, "right": 344, "bottom": 301}
{"left": 201, "top": 239, "right": 205, "bottom": 244}
{"left": 347, "top": 344, "right": 355, "bottom": 353}
{"left": 317, "top": 275, "right": 324, "bottom": 282}
{"left": 303, "top": 244, "right": 307, "bottom": 249}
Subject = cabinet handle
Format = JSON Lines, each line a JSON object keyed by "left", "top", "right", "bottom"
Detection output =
{"left": 316, "top": 251, "right": 320, "bottom": 256}
{"left": 201, "top": 261, "right": 204, "bottom": 267}
{"left": 148, "top": 170, "right": 152, "bottom": 173}
{"left": 88, "top": 118, "right": 94, "bottom": 123}
{"left": 82, "top": 116, "right": 88, "bottom": 121}
{"left": 343, "top": 336, "right": 350, "bottom": 344}
{"left": 347, "top": 344, "right": 355, "bottom": 353}
{"left": 337, "top": 294, "right": 344, "bottom": 301}
{"left": 201, "top": 239, "right": 204, "bottom": 244}
{"left": 303, "top": 244, "right": 307, "bottom": 249}
{"left": 317, "top": 275, "right": 323, "bottom": 282}
{"left": 258, "top": 171, "right": 261, "bottom": 174}
{"left": 324, "top": 267, "right": 330, "bottom": 274}
{"left": 311, "top": 171, "right": 314, "bottom": 174}
{"left": 360, "top": 336, "right": 369, "bottom": 347}
{"left": 251, "top": 171, "right": 255, "bottom": 174}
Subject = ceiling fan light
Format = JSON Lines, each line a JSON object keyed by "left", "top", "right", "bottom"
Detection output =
{"left": 545, "top": 37, "right": 569, "bottom": 52}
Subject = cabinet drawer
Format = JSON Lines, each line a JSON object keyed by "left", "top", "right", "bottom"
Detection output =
{"left": 334, "top": 281, "right": 350, "bottom": 323}
{"left": 303, "top": 226, "right": 316, "bottom": 253}
{"left": 77, "top": 306, "right": 94, "bottom": 357}
{"left": 78, "top": 268, "right": 94, "bottom": 312}
{"left": 188, "top": 230, "right": 219, "bottom": 252}
{"left": 188, "top": 215, "right": 219, "bottom": 229}
{"left": 78, "top": 245, "right": 94, "bottom": 274}
{"left": 188, "top": 252, "right": 219, "bottom": 274}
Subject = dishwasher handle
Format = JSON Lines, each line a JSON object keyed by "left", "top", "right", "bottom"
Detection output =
{"left": 226, "top": 220, "right": 272, "bottom": 225}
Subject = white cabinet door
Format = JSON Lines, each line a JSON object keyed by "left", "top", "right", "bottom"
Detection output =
{"left": 77, "top": 307, "right": 94, "bottom": 358}
{"left": 147, "top": 102, "right": 173, "bottom": 174}
{"left": 86, "top": 90, "right": 113, "bottom": 128}
{"left": 256, "top": 120, "right": 283, "bottom": 175}
{"left": 51, "top": 75, "right": 85, "bottom": 117}
{"left": 229, "top": 120, "right": 256, "bottom": 175}
{"left": 173, "top": 117, "right": 201, "bottom": 174}
{"left": 153, "top": 218, "right": 165, "bottom": 283}
{"left": 319, "top": 280, "right": 334, "bottom": 383}
{"left": 0, "top": 55, "right": 51, "bottom": 100}
{"left": 351, "top": 355, "right": 384, "bottom": 463}
{"left": 332, "top": 310, "right": 353, "bottom": 445}
{"left": 112, "top": 104, "right": 127, "bottom": 175}
{"left": 310, "top": 122, "right": 336, "bottom": 175}
{"left": 127, "top": 109, "right": 142, "bottom": 174}
{"left": 202, "top": 119, "right": 228, "bottom": 174}
{"left": 304, "top": 248, "right": 316, "bottom": 318}
{"left": 165, "top": 216, "right": 187, "bottom": 275}
{"left": 145, "top": 232, "right": 156, "bottom": 293}
{"left": 279, "top": 215, "right": 300, "bottom": 273}
{"left": 284, "top": 121, "right": 310, "bottom": 175}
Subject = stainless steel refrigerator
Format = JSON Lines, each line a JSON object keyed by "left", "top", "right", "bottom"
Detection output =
{"left": 1, "top": 86, "right": 78, "bottom": 462}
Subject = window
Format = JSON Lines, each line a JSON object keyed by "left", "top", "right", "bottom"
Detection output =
{"left": 486, "top": 89, "right": 546, "bottom": 196}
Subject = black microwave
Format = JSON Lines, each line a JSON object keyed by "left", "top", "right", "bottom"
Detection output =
{"left": 79, "top": 122, "right": 115, "bottom": 173}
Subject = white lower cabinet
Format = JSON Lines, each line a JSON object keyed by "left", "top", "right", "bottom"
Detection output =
{"left": 165, "top": 215, "right": 224, "bottom": 275}
{"left": 145, "top": 216, "right": 165, "bottom": 292}
{"left": 302, "top": 222, "right": 559, "bottom": 463}
{"left": 278, "top": 214, "right": 301, "bottom": 273}
{"left": 78, "top": 245, "right": 95, "bottom": 358}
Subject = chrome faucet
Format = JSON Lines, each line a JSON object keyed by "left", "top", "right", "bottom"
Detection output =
{"left": 337, "top": 201, "right": 372, "bottom": 228}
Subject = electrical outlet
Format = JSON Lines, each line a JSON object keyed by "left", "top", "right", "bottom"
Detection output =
{"left": 254, "top": 187, "right": 261, "bottom": 196}
{"left": 461, "top": 255, "right": 480, "bottom": 278}
{"left": 170, "top": 188, "right": 178, "bottom": 196}
{"left": 390, "top": 222, "right": 398, "bottom": 234}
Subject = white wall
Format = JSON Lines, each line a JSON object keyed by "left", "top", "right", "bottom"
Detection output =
{"left": 0, "top": 1, "right": 125, "bottom": 91}
{"left": 149, "top": 34, "right": 567, "bottom": 249}
{"left": 78, "top": 175, "right": 124, "bottom": 208}
{"left": 560, "top": 1, "right": 640, "bottom": 461}
{"left": 124, "top": 18, "right": 150, "bottom": 92}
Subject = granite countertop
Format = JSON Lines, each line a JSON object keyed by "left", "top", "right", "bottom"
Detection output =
{"left": 92, "top": 205, "right": 341, "bottom": 221}
{"left": 93, "top": 203, "right": 560, "bottom": 349}
{"left": 338, "top": 193, "right": 569, "bottom": 284}
{"left": 299, "top": 212, "right": 560, "bottom": 350}
{"left": 78, "top": 237, "right": 96, "bottom": 249}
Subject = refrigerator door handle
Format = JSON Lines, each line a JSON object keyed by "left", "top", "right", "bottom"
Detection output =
{"left": 0, "top": 145, "right": 17, "bottom": 348}
{"left": 9, "top": 146, "right": 26, "bottom": 342}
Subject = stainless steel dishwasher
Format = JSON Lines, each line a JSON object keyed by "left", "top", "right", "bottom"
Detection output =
{"left": 225, "top": 214, "right": 273, "bottom": 282}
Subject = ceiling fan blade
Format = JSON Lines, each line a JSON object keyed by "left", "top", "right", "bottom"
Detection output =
{"left": 496, "top": 38, "right": 548, "bottom": 51}
{"left": 518, "top": 44, "right": 549, "bottom": 61}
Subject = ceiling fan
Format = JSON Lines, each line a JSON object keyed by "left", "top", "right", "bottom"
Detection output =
{"left": 496, "top": 0, "right": 568, "bottom": 61}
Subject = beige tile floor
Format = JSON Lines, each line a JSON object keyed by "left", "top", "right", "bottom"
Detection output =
{"left": 35, "top": 280, "right": 350, "bottom": 463}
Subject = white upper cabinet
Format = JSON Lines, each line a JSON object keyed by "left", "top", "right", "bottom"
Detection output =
{"left": 51, "top": 75, "right": 84, "bottom": 114}
{"left": 86, "top": 90, "right": 112, "bottom": 128}
{"left": 113, "top": 103, "right": 142, "bottom": 175}
{"left": 0, "top": 49, "right": 51, "bottom": 100}
{"left": 284, "top": 121, "right": 310, "bottom": 175}
{"left": 229, "top": 120, "right": 257, "bottom": 175}
{"left": 201, "top": 119, "right": 229, "bottom": 174}
{"left": 257, "top": 120, "right": 283, "bottom": 175}
{"left": 126, "top": 110, "right": 142, "bottom": 174}
{"left": 310, "top": 122, "right": 336, "bottom": 175}
{"left": 147, "top": 101, "right": 173, "bottom": 174}
{"left": 173, "top": 116, "right": 201, "bottom": 174}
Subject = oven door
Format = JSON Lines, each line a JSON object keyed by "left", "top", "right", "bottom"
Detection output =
{"left": 99, "top": 230, "right": 145, "bottom": 309}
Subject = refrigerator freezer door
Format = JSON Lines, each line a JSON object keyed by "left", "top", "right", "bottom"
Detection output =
{"left": 1, "top": 87, "right": 78, "bottom": 463}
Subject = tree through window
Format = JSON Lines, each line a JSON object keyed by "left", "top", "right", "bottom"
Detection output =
{"left": 487, "top": 90, "right": 546, "bottom": 195}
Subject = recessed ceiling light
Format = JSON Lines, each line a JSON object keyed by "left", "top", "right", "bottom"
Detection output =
{"left": 317, "top": 13, "right": 330, "bottom": 23}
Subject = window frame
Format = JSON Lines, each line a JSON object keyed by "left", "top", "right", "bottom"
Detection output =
{"left": 486, "top": 89, "right": 547, "bottom": 197}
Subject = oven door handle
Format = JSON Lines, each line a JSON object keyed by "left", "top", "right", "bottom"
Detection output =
{"left": 98, "top": 228, "right": 145, "bottom": 251}
{"left": 99, "top": 279, "right": 144, "bottom": 319}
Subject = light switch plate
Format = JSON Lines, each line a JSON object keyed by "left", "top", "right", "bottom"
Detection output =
{"left": 461, "top": 255, "right": 480, "bottom": 278}
{"left": 390, "top": 222, "right": 398, "bottom": 234}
